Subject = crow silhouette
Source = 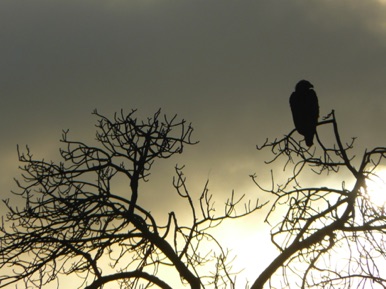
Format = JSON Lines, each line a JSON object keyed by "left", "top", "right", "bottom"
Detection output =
{"left": 290, "top": 80, "right": 319, "bottom": 146}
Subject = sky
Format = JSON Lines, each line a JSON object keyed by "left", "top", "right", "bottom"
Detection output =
{"left": 1, "top": 0, "right": 386, "bottom": 287}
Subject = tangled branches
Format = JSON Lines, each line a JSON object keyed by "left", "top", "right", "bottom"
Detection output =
{"left": 0, "top": 109, "right": 262, "bottom": 289}
{"left": 251, "top": 111, "right": 386, "bottom": 289}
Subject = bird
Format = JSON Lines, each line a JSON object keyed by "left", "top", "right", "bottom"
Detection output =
{"left": 289, "top": 80, "right": 319, "bottom": 146}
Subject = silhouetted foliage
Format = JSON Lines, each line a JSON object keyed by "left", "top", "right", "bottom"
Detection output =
{"left": 251, "top": 110, "right": 386, "bottom": 289}
{"left": 0, "top": 109, "right": 262, "bottom": 289}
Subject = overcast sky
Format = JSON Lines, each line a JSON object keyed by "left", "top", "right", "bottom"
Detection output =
{"left": 1, "top": 0, "right": 386, "bottom": 286}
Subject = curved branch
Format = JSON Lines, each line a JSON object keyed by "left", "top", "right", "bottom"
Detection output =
{"left": 84, "top": 271, "right": 173, "bottom": 289}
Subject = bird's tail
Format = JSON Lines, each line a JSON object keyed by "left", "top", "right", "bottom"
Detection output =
{"left": 305, "top": 135, "right": 314, "bottom": 147}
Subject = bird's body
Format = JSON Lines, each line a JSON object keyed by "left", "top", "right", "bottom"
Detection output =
{"left": 290, "top": 80, "right": 319, "bottom": 146}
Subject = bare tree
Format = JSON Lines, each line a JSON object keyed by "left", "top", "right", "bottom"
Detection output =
{"left": 2, "top": 108, "right": 386, "bottom": 289}
{"left": 0, "top": 109, "right": 262, "bottom": 289}
{"left": 251, "top": 110, "right": 386, "bottom": 289}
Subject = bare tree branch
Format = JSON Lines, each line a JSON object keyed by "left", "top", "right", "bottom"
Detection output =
{"left": 0, "top": 109, "right": 262, "bottom": 289}
{"left": 251, "top": 110, "right": 386, "bottom": 289}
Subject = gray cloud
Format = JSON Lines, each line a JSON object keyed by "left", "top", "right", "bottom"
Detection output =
{"left": 1, "top": 1, "right": 386, "bottom": 285}
{"left": 1, "top": 0, "right": 386, "bottom": 216}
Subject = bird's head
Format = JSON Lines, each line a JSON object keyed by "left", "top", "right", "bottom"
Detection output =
{"left": 295, "top": 80, "right": 314, "bottom": 92}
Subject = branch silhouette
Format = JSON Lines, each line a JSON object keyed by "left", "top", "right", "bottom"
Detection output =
{"left": 0, "top": 109, "right": 262, "bottom": 289}
{"left": 251, "top": 110, "right": 386, "bottom": 289}
{"left": 1, "top": 108, "right": 386, "bottom": 289}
